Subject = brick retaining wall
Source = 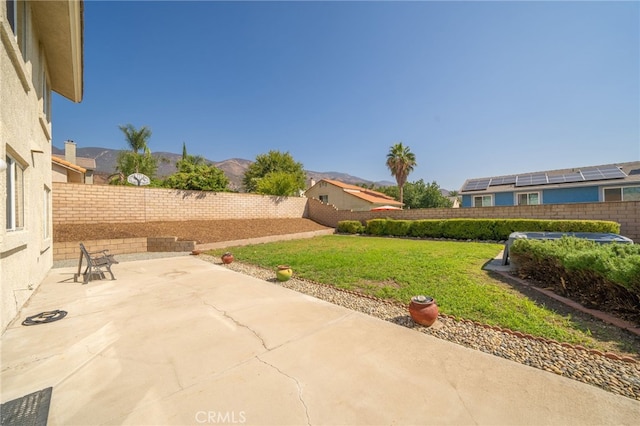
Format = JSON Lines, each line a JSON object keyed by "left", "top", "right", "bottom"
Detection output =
{"left": 54, "top": 237, "right": 198, "bottom": 260}
{"left": 53, "top": 183, "right": 308, "bottom": 224}
{"left": 54, "top": 238, "right": 148, "bottom": 261}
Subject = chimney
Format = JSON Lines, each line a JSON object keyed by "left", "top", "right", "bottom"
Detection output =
{"left": 65, "top": 140, "right": 77, "bottom": 165}
{"left": 309, "top": 178, "right": 316, "bottom": 188}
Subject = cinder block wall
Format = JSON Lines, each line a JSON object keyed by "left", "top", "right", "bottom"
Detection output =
{"left": 54, "top": 238, "right": 148, "bottom": 261}
{"left": 307, "top": 198, "right": 640, "bottom": 242}
{"left": 53, "top": 183, "right": 308, "bottom": 224}
{"left": 52, "top": 183, "right": 639, "bottom": 245}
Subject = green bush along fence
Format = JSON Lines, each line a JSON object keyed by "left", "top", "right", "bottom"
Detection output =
{"left": 337, "top": 218, "right": 620, "bottom": 241}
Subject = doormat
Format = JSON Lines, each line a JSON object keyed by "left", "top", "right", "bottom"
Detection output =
{"left": 0, "top": 387, "right": 52, "bottom": 426}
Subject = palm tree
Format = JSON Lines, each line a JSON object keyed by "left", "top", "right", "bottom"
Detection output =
{"left": 386, "top": 142, "right": 417, "bottom": 206}
{"left": 118, "top": 124, "right": 152, "bottom": 154}
{"left": 114, "top": 124, "right": 155, "bottom": 177}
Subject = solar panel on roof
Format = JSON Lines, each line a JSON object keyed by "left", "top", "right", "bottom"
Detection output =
{"left": 489, "top": 175, "right": 516, "bottom": 186}
{"left": 582, "top": 166, "right": 626, "bottom": 181}
{"left": 462, "top": 178, "right": 491, "bottom": 192}
{"left": 516, "top": 173, "right": 548, "bottom": 187}
{"left": 599, "top": 166, "right": 627, "bottom": 179}
{"left": 564, "top": 172, "right": 585, "bottom": 183}
{"left": 548, "top": 172, "right": 584, "bottom": 184}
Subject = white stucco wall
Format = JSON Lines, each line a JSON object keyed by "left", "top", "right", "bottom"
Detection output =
{"left": 1, "top": 3, "right": 53, "bottom": 332}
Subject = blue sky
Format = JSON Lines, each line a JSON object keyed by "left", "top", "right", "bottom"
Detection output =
{"left": 52, "top": 0, "right": 640, "bottom": 190}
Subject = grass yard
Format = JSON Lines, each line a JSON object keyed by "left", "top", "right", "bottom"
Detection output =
{"left": 210, "top": 235, "right": 639, "bottom": 352}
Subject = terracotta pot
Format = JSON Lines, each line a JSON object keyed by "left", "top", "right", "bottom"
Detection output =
{"left": 221, "top": 253, "right": 234, "bottom": 264}
{"left": 276, "top": 265, "right": 293, "bottom": 282}
{"left": 409, "top": 295, "right": 439, "bottom": 327}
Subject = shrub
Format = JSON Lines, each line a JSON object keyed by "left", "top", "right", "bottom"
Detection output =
{"left": 408, "top": 220, "right": 443, "bottom": 238}
{"left": 365, "top": 219, "right": 387, "bottom": 236}
{"left": 510, "top": 237, "right": 640, "bottom": 322}
{"left": 384, "top": 220, "right": 412, "bottom": 237}
{"left": 337, "top": 220, "right": 364, "bottom": 234}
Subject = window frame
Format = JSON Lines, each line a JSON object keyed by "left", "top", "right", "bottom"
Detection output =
{"left": 473, "top": 195, "right": 493, "bottom": 207}
{"left": 6, "top": 0, "right": 16, "bottom": 35}
{"left": 6, "top": 154, "right": 25, "bottom": 231}
{"left": 604, "top": 186, "right": 640, "bottom": 202}
{"left": 318, "top": 195, "right": 329, "bottom": 203}
{"left": 516, "top": 191, "right": 541, "bottom": 206}
{"left": 43, "top": 185, "right": 51, "bottom": 240}
{"left": 41, "top": 55, "right": 51, "bottom": 121}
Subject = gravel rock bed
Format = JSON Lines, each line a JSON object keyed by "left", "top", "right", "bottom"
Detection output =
{"left": 199, "top": 255, "right": 640, "bottom": 401}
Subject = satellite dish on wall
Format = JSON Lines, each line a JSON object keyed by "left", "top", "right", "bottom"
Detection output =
{"left": 127, "top": 173, "right": 151, "bottom": 186}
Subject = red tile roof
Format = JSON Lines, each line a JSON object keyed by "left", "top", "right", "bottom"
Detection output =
{"left": 52, "top": 155, "right": 87, "bottom": 173}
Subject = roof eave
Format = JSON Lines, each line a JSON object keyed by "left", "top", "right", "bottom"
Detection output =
{"left": 31, "top": 0, "right": 84, "bottom": 102}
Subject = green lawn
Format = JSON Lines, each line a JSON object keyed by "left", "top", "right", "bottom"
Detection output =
{"left": 207, "top": 235, "right": 632, "bottom": 349}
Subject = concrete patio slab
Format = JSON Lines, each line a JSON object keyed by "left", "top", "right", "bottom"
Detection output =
{"left": 2, "top": 256, "right": 639, "bottom": 425}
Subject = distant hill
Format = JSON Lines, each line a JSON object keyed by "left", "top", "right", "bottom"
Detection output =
{"left": 52, "top": 146, "right": 396, "bottom": 191}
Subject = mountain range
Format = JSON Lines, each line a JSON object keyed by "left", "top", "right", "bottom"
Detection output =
{"left": 52, "top": 146, "right": 396, "bottom": 191}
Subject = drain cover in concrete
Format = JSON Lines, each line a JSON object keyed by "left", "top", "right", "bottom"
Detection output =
{"left": 0, "top": 387, "right": 52, "bottom": 426}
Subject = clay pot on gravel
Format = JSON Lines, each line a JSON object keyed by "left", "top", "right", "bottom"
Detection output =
{"left": 221, "top": 252, "right": 234, "bottom": 264}
{"left": 409, "top": 295, "right": 439, "bottom": 327}
{"left": 276, "top": 265, "right": 293, "bottom": 282}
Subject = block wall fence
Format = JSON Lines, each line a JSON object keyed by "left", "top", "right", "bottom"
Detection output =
{"left": 306, "top": 198, "right": 640, "bottom": 242}
{"left": 52, "top": 182, "right": 308, "bottom": 224}
{"left": 52, "top": 183, "right": 640, "bottom": 255}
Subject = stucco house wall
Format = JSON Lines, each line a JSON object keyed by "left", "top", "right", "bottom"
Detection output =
{"left": 305, "top": 179, "right": 402, "bottom": 211}
{"left": 1, "top": 0, "right": 83, "bottom": 332}
{"left": 305, "top": 182, "right": 370, "bottom": 211}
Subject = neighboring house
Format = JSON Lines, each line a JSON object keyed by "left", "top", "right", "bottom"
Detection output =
{"left": 305, "top": 179, "right": 403, "bottom": 211}
{"left": 460, "top": 162, "right": 640, "bottom": 208}
{"left": 51, "top": 140, "right": 95, "bottom": 183}
{"left": 52, "top": 155, "right": 87, "bottom": 183}
{"left": 1, "top": 0, "right": 83, "bottom": 331}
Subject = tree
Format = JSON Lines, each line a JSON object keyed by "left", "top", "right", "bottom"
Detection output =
{"left": 179, "top": 143, "right": 206, "bottom": 167}
{"left": 386, "top": 142, "right": 416, "bottom": 206}
{"left": 255, "top": 171, "right": 302, "bottom": 196}
{"left": 417, "top": 180, "right": 453, "bottom": 208}
{"left": 163, "top": 142, "right": 228, "bottom": 191}
{"left": 377, "top": 180, "right": 453, "bottom": 209}
{"left": 163, "top": 161, "right": 229, "bottom": 191}
{"left": 111, "top": 124, "right": 158, "bottom": 184}
{"left": 119, "top": 124, "right": 152, "bottom": 154}
{"left": 243, "top": 150, "right": 306, "bottom": 195}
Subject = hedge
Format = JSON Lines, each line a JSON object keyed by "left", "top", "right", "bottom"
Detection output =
{"left": 335, "top": 218, "right": 621, "bottom": 241}
{"left": 509, "top": 237, "right": 640, "bottom": 321}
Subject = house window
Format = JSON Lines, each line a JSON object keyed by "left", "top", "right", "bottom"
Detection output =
{"left": 19, "top": 0, "right": 27, "bottom": 61}
{"left": 6, "top": 0, "right": 28, "bottom": 59}
{"left": 6, "top": 0, "right": 16, "bottom": 34}
{"left": 319, "top": 195, "right": 329, "bottom": 203}
{"left": 6, "top": 155, "right": 25, "bottom": 231}
{"left": 517, "top": 192, "right": 540, "bottom": 206}
{"left": 604, "top": 186, "right": 640, "bottom": 202}
{"left": 473, "top": 195, "right": 492, "bottom": 207}
{"left": 42, "top": 60, "right": 50, "bottom": 120}
{"left": 43, "top": 186, "right": 51, "bottom": 239}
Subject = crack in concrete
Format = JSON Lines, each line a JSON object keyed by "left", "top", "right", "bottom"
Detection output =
{"left": 441, "top": 362, "right": 476, "bottom": 424}
{"left": 257, "top": 357, "right": 311, "bottom": 426}
{"left": 202, "top": 301, "right": 268, "bottom": 351}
